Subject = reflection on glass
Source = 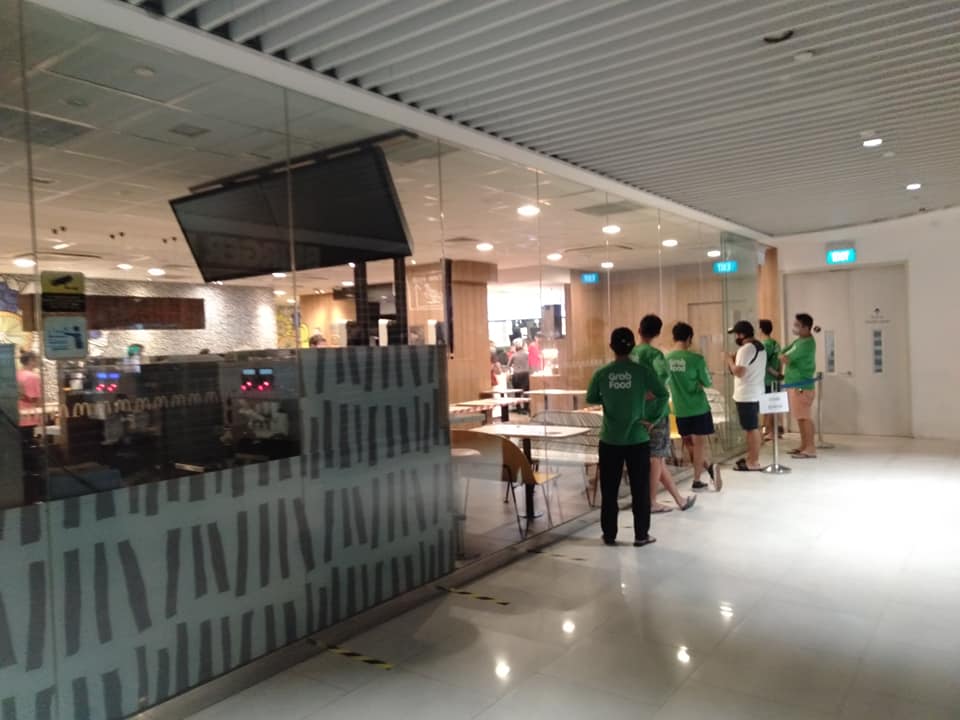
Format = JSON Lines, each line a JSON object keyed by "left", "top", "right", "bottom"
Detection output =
{"left": 495, "top": 660, "right": 512, "bottom": 679}
{"left": 562, "top": 619, "right": 576, "bottom": 634}
{"left": 677, "top": 646, "right": 692, "bottom": 664}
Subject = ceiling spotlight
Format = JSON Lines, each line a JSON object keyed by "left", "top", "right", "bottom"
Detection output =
{"left": 147, "top": 267, "right": 166, "bottom": 276}
{"left": 601, "top": 223, "right": 621, "bottom": 235}
{"left": 347, "top": 262, "right": 356, "bottom": 268}
{"left": 13, "top": 257, "right": 36, "bottom": 268}
{"left": 342, "top": 280, "right": 355, "bottom": 288}
{"left": 117, "top": 263, "right": 134, "bottom": 271}
{"left": 562, "top": 620, "right": 576, "bottom": 635}
{"left": 707, "top": 250, "right": 722, "bottom": 258}
{"left": 906, "top": 182, "right": 922, "bottom": 191}
{"left": 546, "top": 252, "right": 563, "bottom": 262}
{"left": 862, "top": 138, "right": 883, "bottom": 148}
{"left": 517, "top": 204, "right": 541, "bottom": 218}
{"left": 410, "top": 259, "right": 417, "bottom": 265}
{"left": 52, "top": 242, "right": 71, "bottom": 250}
{"left": 273, "top": 289, "right": 287, "bottom": 296}
{"left": 132, "top": 65, "right": 156, "bottom": 78}
{"left": 272, "top": 272, "right": 287, "bottom": 278}
{"left": 662, "top": 238, "right": 679, "bottom": 248}
{"left": 476, "top": 242, "right": 494, "bottom": 252}
{"left": 494, "top": 661, "right": 511, "bottom": 680}
{"left": 286, "top": 298, "right": 295, "bottom": 304}
{"left": 601, "top": 261, "right": 614, "bottom": 270}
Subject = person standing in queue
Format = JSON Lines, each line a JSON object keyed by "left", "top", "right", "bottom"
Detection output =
{"left": 781, "top": 313, "right": 818, "bottom": 458}
{"left": 725, "top": 321, "right": 767, "bottom": 471}
{"left": 631, "top": 314, "right": 696, "bottom": 513}
{"left": 586, "top": 327, "right": 669, "bottom": 547}
{"left": 758, "top": 319, "right": 784, "bottom": 440}
{"left": 17, "top": 351, "right": 43, "bottom": 504}
{"left": 666, "top": 323, "right": 722, "bottom": 491}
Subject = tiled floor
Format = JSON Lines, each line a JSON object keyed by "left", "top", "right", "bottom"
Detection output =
{"left": 187, "top": 436, "right": 960, "bottom": 719}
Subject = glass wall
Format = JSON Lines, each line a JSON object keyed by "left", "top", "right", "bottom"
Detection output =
{"left": 0, "top": 2, "right": 762, "bottom": 716}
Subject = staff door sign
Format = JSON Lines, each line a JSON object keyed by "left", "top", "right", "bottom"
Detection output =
{"left": 44, "top": 315, "right": 88, "bottom": 360}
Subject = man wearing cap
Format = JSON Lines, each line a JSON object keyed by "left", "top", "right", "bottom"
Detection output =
{"left": 586, "top": 327, "right": 669, "bottom": 547}
{"left": 725, "top": 321, "right": 767, "bottom": 471}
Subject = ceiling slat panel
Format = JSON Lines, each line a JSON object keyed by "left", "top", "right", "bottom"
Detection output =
{"left": 117, "top": 0, "right": 960, "bottom": 233}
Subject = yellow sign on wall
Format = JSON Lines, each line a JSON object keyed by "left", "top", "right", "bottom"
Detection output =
{"left": 41, "top": 271, "right": 85, "bottom": 295}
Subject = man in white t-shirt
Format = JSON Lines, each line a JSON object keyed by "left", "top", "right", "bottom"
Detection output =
{"left": 726, "top": 321, "right": 767, "bottom": 471}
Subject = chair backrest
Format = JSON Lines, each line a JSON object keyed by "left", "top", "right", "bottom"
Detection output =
{"left": 499, "top": 437, "right": 535, "bottom": 486}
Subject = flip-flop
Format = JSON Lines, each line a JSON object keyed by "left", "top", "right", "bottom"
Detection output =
{"left": 651, "top": 506, "right": 673, "bottom": 514}
{"left": 681, "top": 496, "right": 697, "bottom": 511}
{"left": 792, "top": 452, "right": 817, "bottom": 459}
{"left": 734, "top": 458, "right": 748, "bottom": 470}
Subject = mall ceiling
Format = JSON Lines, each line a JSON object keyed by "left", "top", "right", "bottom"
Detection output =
{"left": 122, "top": 0, "right": 960, "bottom": 235}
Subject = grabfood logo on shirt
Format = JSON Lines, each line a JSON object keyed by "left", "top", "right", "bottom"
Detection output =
{"left": 608, "top": 372, "right": 632, "bottom": 390}
{"left": 669, "top": 359, "right": 687, "bottom": 372}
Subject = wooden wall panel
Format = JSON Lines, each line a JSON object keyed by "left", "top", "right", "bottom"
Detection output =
{"left": 758, "top": 247, "right": 782, "bottom": 342}
{"left": 299, "top": 293, "right": 355, "bottom": 346}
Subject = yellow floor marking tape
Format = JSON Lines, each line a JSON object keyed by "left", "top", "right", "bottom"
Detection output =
{"left": 327, "top": 645, "right": 393, "bottom": 670}
{"left": 436, "top": 586, "right": 511, "bottom": 606}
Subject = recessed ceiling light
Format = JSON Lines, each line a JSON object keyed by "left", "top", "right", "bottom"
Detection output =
{"left": 272, "top": 272, "right": 287, "bottom": 278}
{"left": 762, "top": 29, "right": 795, "bottom": 44}
{"left": 862, "top": 138, "right": 883, "bottom": 148}
{"left": 601, "top": 261, "right": 614, "bottom": 269}
{"left": 546, "top": 252, "right": 563, "bottom": 262}
{"left": 410, "top": 259, "right": 417, "bottom": 265}
{"left": 147, "top": 267, "right": 166, "bottom": 276}
{"left": 52, "top": 242, "right": 71, "bottom": 250}
{"left": 13, "top": 257, "right": 36, "bottom": 268}
{"left": 133, "top": 65, "right": 156, "bottom": 78}
{"left": 342, "top": 280, "right": 355, "bottom": 288}
{"left": 286, "top": 298, "right": 295, "bottom": 304}
{"left": 707, "top": 250, "right": 722, "bottom": 258}
{"left": 347, "top": 262, "right": 356, "bottom": 268}
{"left": 117, "top": 263, "right": 133, "bottom": 271}
{"left": 906, "top": 182, "right": 922, "bottom": 191}
{"left": 517, "top": 204, "right": 541, "bottom": 218}
{"left": 273, "top": 289, "right": 287, "bottom": 296}
{"left": 662, "top": 238, "right": 679, "bottom": 248}
{"left": 602, "top": 224, "right": 621, "bottom": 235}
{"left": 793, "top": 50, "right": 816, "bottom": 62}
{"left": 476, "top": 242, "right": 494, "bottom": 252}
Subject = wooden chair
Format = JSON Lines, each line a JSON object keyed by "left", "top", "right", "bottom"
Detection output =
{"left": 450, "top": 430, "right": 559, "bottom": 538}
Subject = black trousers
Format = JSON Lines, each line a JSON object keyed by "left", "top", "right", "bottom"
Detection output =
{"left": 598, "top": 440, "right": 651, "bottom": 542}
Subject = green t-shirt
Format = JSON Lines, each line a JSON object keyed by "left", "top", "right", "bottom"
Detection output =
{"left": 783, "top": 336, "right": 816, "bottom": 390}
{"left": 665, "top": 349, "right": 712, "bottom": 418}
{"left": 586, "top": 359, "right": 669, "bottom": 445}
{"left": 630, "top": 343, "right": 669, "bottom": 422}
{"left": 762, "top": 337, "right": 782, "bottom": 377}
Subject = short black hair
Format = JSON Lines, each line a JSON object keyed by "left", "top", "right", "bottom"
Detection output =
{"left": 610, "top": 327, "right": 636, "bottom": 355}
{"left": 20, "top": 351, "right": 37, "bottom": 367}
{"left": 795, "top": 313, "right": 814, "bottom": 329}
{"left": 758, "top": 319, "right": 773, "bottom": 335}
{"left": 639, "top": 314, "right": 663, "bottom": 339}
{"left": 672, "top": 322, "right": 694, "bottom": 343}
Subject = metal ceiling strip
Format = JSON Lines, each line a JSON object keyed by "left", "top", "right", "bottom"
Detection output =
{"left": 259, "top": 0, "right": 387, "bottom": 56}
{"left": 228, "top": 0, "right": 335, "bottom": 44}
{"left": 285, "top": 0, "right": 407, "bottom": 63}
{"left": 161, "top": 0, "right": 208, "bottom": 20}
{"left": 196, "top": 0, "right": 271, "bottom": 31}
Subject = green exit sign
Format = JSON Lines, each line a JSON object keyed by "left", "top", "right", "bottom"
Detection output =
{"left": 826, "top": 248, "right": 857, "bottom": 265}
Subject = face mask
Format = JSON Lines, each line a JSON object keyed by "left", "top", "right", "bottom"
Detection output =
{"left": 735, "top": 336, "right": 745, "bottom": 346}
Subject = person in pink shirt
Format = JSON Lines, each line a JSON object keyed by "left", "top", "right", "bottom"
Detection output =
{"left": 527, "top": 333, "right": 542, "bottom": 372}
{"left": 17, "top": 351, "right": 42, "bottom": 431}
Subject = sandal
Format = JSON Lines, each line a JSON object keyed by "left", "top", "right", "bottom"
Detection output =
{"left": 651, "top": 505, "right": 673, "bottom": 514}
{"left": 734, "top": 459, "right": 763, "bottom": 472}
{"left": 792, "top": 452, "right": 817, "bottom": 459}
{"left": 681, "top": 496, "right": 697, "bottom": 511}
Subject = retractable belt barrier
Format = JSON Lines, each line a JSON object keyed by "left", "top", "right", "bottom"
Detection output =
{"left": 761, "top": 379, "right": 790, "bottom": 475}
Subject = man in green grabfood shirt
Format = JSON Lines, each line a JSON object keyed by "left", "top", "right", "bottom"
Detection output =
{"left": 666, "top": 322, "right": 721, "bottom": 492}
{"left": 759, "top": 319, "right": 784, "bottom": 439}
{"left": 631, "top": 314, "right": 696, "bottom": 514}
{"left": 587, "top": 327, "right": 668, "bottom": 547}
{"left": 781, "top": 312, "right": 818, "bottom": 459}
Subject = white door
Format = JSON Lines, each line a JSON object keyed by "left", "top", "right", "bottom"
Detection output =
{"left": 784, "top": 265, "right": 910, "bottom": 437}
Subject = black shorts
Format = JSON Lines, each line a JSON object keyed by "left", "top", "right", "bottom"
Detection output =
{"left": 676, "top": 412, "right": 715, "bottom": 437}
{"left": 736, "top": 401, "right": 760, "bottom": 431}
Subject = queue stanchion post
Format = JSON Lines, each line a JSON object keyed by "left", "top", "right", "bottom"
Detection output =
{"left": 763, "top": 380, "right": 791, "bottom": 475}
{"left": 815, "top": 371, "right": 835, "bottom": 450}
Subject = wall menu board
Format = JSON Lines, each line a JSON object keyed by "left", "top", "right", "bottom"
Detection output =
{"left": 19, "top": 295, "right": 205, "bottom": 331}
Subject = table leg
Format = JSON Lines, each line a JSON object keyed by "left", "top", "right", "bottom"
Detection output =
{"left": 521, "top": 437, "right": 542, "bottom": 520}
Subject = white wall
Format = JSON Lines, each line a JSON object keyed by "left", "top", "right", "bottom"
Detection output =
{"left": 773, "top": 206, "right": 960, "bottom": 440}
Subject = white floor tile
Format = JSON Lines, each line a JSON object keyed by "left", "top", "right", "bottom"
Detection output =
{"left": 652, "top": 681, "right": 837, "bottom": 720}
{"left": 186, "top": 672, "right": 344, "bottom": 720}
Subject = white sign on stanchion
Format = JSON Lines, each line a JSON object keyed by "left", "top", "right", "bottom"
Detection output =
{"left": 762, "top": 389, "right": 791, "bottom": 475}
{"left": 760, "top": 391, "right": 789, "bottom": 415}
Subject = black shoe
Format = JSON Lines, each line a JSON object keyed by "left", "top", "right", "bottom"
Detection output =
{"left": 634, "top": 536, "right": 657, "bottom": 548}
{"left": 603, "top": 537, "right": 618, "bottom": 546}
{"left": 706, "top": 463, "right": 715, "bottom": 481}
{"left": 692, "top": 481, "right": 709, "bottom": 490}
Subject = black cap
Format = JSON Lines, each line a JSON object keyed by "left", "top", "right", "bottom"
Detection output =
{"left": 728, "top": 320, "right": 755, "bottom": 336}
{"left": 610, "top": 327, "right": 636, "bottom": 355}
